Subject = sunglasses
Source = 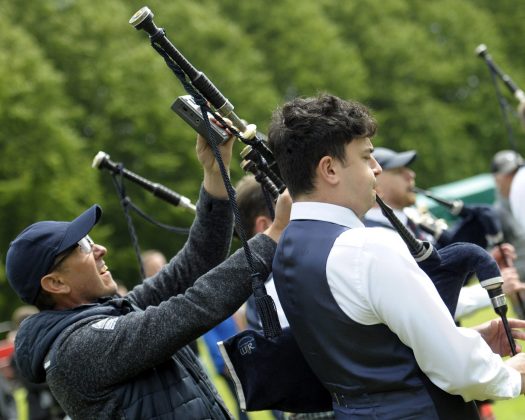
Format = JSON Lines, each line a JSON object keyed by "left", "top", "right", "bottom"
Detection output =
{"left": 48, "top": 235, "right": 95, "bottom": 273}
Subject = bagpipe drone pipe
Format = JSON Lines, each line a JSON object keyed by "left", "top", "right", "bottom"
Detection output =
{"left": 412, "top": 187, "right": 503, "bottom": 249}
{"left": 129, "top": 5, "right": 286, "bottom": 338}
{"left": 91, "top": 151, "right": 196, "bottom": 279}
{"left": 127, "top": 7, "right": 517, "bottom": 412}
{"left": 414, "top": 186, "right": 525, "bottom": 315}
{"left": 92, "top": 151, "right": 197, "bottom": 213}
{"left": 476, "top": 44, "right": 525, "bottom": 136}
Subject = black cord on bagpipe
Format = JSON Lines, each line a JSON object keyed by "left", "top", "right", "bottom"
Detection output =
{"left": 261, "top": 185, "right": 276, "bottom": 221}
{"left": 201, "top": 110, "right": 282, "bottom": 338}
{"left": 105, "top": 160, "right": 192, "bottom": 280}
{"left": 476, "top": 44, "right": 525, "bottom": 151}
{"left": 131, "top": 7, "right": 519, "bottom": 349}
{"left": 146, "top": 24, "right": 282, "bottom": 338}
{"left": 111, "top": 167, "right": 146, "bottom": 281}
{"left": 488, "top": 62, "right": 517, "bottom": 151}
{"left": 122, "top": 197, "right": 191, "bottom": 235}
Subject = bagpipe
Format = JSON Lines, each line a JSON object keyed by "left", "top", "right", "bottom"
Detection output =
{"left": 414, "top": 186, "right": 525, "bottom": 315}
{"left": 127, "top": 7, "right": 518, "bottom": 413}
{"left": 129, "top": 8, "right": 276, "bottom": 167}
{"left": 375, "top": 196, "right": 514, "bottom": 346}
{"left": 92, "top": 151, "right": 195, "bottom": 279}
{"left": 476, "top": 44, "right": 525, "bottom": 109}
{"left": 413, "top": 186, "right": 503, "bottom": 249}
{"left": 476, "top": 44, "right": 525, "bottom": 148}
{"left": 129, "top": 6, "right": 284, "bottom": 342}
{"left": 93, "top": 151, "right": 196, "bottom": 213}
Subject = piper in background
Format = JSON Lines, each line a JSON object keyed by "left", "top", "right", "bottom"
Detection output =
{"left": 364, "top": 146, "right": 525, "bottom": 320}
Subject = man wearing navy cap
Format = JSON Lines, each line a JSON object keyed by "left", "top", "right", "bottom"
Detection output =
{"left": 363, "top": 147, "right": 422, "bottom": 236}
{"left": 5, "top": 133, "right": 291, "bottom": 419}
{"left": 366, "top": 147, "right": 525, "bottom": 319}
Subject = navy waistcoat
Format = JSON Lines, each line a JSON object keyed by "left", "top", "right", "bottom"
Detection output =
{"left": 273, "top": 219, "right": 478, "bottom": 420}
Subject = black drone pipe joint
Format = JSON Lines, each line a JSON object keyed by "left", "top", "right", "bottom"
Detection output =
{"left": 92, "top": 151, "right": 196, "bottom": 212}
{"left": 129, "top": 6, "right": 246, "bottom": 133}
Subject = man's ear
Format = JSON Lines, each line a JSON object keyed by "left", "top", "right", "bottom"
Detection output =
{"left": 317, "top": 156, "right": 339, "bottom": 186}
{"left": 254, "top": 215, "right": 272, "bottom": 234}
{"left": 41, "top": 274, "right": 70, "bottom": 295}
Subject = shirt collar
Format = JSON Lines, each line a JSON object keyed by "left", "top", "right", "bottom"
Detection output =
{"left": 291, "top": 202, "right": 364, "bottom": 229}
{"left": 365, "top": 206, "right": 408, "bottom": 226}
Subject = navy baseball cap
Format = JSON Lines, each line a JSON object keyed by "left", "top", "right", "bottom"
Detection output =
{"left": 373, "top": 147, "right": 417, "bottom": 170}
{"left": 6, "top": 205, "right": 102, "bottom": 304}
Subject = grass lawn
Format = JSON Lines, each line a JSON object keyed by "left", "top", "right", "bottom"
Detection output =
{"left": 200, "top": 304, "right": 525, "bottom": 420}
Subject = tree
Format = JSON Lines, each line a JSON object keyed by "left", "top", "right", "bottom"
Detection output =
{"left": 0, "top": 10, "right": 102, "bottom": 318}
{"left": 322, "top": 0, "right": 517, "bottom": 185}
{"left": 218, "top": 0, "right": 370, "bottom": 100}
{"left": 2, "top": 0, "right": 525, "bottom": 323}
{"left": 2, "top": 0, "right": 282, "bottom": 299}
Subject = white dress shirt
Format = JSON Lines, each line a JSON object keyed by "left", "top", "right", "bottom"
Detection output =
{"left": 456, "top": 285, "right": 492, "bottom": 319}
{"left": 510, "top": 166, "right": 525, "bottom": 230}
{"left": 365, "top": 206, "right": 491, "bottom": 319}
{"left": 291, "top": 201, "right": 521, "bottom": 402}
{"left": 365, "top": 206, "right": 410, "bottom": 227}
{"left": 265, "top": 276, "right": 289, "bottom": 328}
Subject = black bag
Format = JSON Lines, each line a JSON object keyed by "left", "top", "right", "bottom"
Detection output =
{"left": 218, "top": 327, "right": 332, "bottom": 413}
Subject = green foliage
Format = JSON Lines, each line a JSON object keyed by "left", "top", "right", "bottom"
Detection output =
{"left": 322, "top": 0, "right": 518, "bottom": 185}
{"left": 2, "top": 0, "right": 525, "bottom": 323}
{"left": 0, "top": 6, "right": 102, "bottom": 315}
{"left": 218, "top": 0, "right": 369, "bottom": 100}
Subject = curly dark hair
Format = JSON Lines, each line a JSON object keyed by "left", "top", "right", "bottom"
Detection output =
{"left": 268, "top": 94, "right": 377, "bottom": 198}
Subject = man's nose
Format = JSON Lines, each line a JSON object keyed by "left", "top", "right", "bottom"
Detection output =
{"left": 403, "top": 167, "right": 415, "bottom": 180}
{"left": 93, "top": 244, "right": 107, "bottom": 258}
{"left": 372, "top": 157, "right": 382, "bottom": 176}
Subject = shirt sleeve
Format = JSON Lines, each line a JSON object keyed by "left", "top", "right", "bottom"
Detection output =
{"left": 510, "top": 167, "right": 525, "bottom": 230}
{"left": 327, "top": 228, "right": 521, "bottom": 402}
{"left": 266, "top": 276, "right": 290, "bottom": 329}
{"left": 454, "top": 284, "right": 491, "bottom": 320}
